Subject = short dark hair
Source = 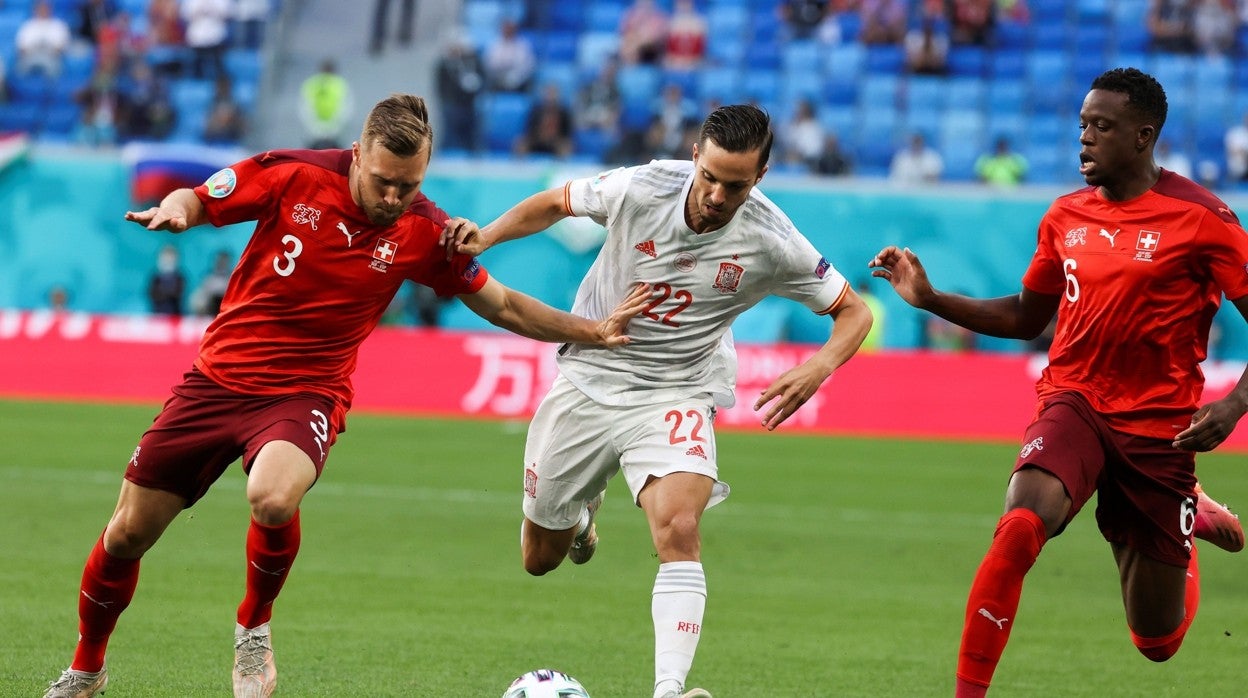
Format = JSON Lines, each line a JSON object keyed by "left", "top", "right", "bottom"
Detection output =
{"left": 698, "top": 104, "right": 774, "bottom": 169}
{"left": 362, "top": 94, "right": 433, "bottom": 157}
{"left": 1090, "top": 67, "right": 1168, "bottom": 134}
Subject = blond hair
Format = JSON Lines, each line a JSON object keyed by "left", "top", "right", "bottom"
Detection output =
{"left": 361, "top": 94, "right": 433, "bottom": 157}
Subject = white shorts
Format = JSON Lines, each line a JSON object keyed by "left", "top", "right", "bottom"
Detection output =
{"left": 522, "top": 375, "right": 731, "bottom": 530}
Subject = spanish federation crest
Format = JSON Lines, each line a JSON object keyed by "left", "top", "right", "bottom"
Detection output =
{"left": 712, "top": 262, "right": 744, "bottom": 293}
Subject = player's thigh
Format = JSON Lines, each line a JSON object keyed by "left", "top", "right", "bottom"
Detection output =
{"left": 1012, "top": 392, "right": 1108, "bottom": 534}
{"left": 105, "top": 479, "right": 190, "bottom": 556}
{"left": 619, "top": 396, "right": 728, "bottom": 510}
{"left": 523, "top": 378, "right": 619, "bottom": 531}
{"left": 1097, "top": 434, "right": 1196, "bottom": 568}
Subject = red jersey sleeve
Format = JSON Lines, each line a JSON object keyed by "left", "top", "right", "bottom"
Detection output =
{"left": 1196, "top": 209, "right": 1248, "bottom": 301}
{"left": 194, "top": 155, "right": 289, "bottom": 227}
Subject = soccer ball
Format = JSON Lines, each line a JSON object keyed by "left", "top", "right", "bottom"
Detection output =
{"left": 501, "top": 669, "right": 591, "bottom": 698}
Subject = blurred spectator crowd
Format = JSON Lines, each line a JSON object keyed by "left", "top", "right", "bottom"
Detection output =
{"left": 435, "top": 0, "right": 1248, "bottom": 189}
{"left": 0, "top": 0, "right": 271, "bottom": 147}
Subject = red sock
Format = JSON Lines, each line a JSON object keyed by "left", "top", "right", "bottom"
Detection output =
{"left": 1131, "top": 544, "right": 1200, "bottom": 662}
{"left": 73, "top": 533, "right": 141, "bottom": 672}
{"left": 955, "top": 508, "right": 1046, "bottom": 695}
{"left": 237, "top": 511, "right": 301, "bottom": 629}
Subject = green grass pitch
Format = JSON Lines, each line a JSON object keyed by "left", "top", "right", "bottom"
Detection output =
{"left": 1, "top": 398, "right": 1245, "bottom": 696}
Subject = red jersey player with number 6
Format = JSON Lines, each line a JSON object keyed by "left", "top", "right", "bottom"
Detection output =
{"left": 870, "top": 68, "right": 1248, "bottom": 696}
{"left": 41, "top": 94, "right": 650, "bottom": 698}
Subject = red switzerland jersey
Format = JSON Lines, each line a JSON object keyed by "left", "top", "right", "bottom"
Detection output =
{"left": 1022, "top": 169, "right": 1248, "bottom": 438}
{"left": 191, "top": 149, "right": 488, "bottom": 429}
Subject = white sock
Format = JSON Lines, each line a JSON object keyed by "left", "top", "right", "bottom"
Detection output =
{"left": 652, "top": 561, "right": 706, "bottom": 696}
{"left": 573, "top": 505, "right": 590, "bottom": 536}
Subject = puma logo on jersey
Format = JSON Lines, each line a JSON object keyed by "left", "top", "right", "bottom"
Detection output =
{"left": 635, "top": 240, "right": 657, "bottom": 258}
{"left": 685, "top": 445, "right": 707, "bottom": 459}
{"left": 977, "top": 608, "right": 1009, "bottom": 630}
{"left": 338, "top": 222, "right": 360, "bottom": 247}
{"left": 1099, "top": 228, "right": 1119, "bottom": 247}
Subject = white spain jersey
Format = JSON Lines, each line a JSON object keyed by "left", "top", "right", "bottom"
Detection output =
{"left": 557, "top": 159, "right": 849, "bottom": 408}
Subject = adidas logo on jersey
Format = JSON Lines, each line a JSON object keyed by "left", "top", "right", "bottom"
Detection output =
{"left": 635, "top": 240, "right": 657, "bottom": 258}
{"left": 685, "top": 445, "right": 707, "bottom": 459}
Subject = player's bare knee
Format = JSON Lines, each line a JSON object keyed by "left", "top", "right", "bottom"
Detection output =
{"left": 654, "top": 513, "right": 701, "bottom": 559}
{"left": 522, "top": 548, "right": 560, "bottom": 576}
{"left": 103, "top": 519, "right": 157, "bottom": 558}
{"left": 248, "top": 491, "right": 299, "bottom": 525}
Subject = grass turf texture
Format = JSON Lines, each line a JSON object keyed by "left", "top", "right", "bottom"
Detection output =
{"left": 1, "top": 398, "right": 1245, "bottom": 697}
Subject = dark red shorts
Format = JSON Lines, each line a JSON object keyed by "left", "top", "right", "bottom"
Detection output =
{"left": 1014, "top": 391, "right": 1196, "bottom": 566}
{"left": 125, "top": 369, "right": 339, "bottom": 506}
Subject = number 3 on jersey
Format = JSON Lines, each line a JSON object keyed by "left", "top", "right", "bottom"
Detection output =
{"left": 273, "top": 234, "right": 304, "bottom": 277}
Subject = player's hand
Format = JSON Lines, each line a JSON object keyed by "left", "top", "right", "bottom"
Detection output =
{"left": 440, "top": 217, "right": 488, "bottom": 260}
{"left": 868, "top": 245, "right": 934, "bottom": 308}
{"left": 754, "top": 362, "right": 828, "bottom": 431}
{"left": 125, "top": 207, "right": 191, "bottom": 233}
{"left": 1173, "top": 399, "right": 1246, "bottom": 451}
{"left": 594, "top": 282, "right": 651, "bottom": 347}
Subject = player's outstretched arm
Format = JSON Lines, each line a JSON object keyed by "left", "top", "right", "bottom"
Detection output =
{"left": 441, "top": 187, "right": 569, "bottom": 260}
{"left": 1174, "top": 295, "right": 1248, "bottom": 451}
{"left": 754, "top": 290, "right": 873, "bottom": 431}
{"left": 459, "top": 277, "right": 650, "bottom": 347}
{"left": 124, "top": 188, "right": 208, "bottom": 233}
{"left": 868, "top": 245, "right": 1058, "bottom": 340}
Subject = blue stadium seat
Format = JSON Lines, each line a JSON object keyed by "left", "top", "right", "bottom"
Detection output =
{"left": 825, "top": 71, "right": 858, "bottom": 107}
{"left": 479, "top": 92, "right": 532, "bottom": 153}
{"left": 537, "top": 29, "right": 579, "bottom": 62}
{"left": 1150, "top": 54, "right": 1195, "bottom": 94}
{"left": 749, "top": 6, "right": 782, "bottom": 44}
{"left": 905, "top": 76, "right": 945, "bottom": 114}
{"left": 781, "top": 71, "right": 823, "bottom": 106}
{"left": 584, "top": 2, "right": 624, "bottom": 32}
{"left": 819, "top": 106, "right": 856, "bottom": 138}
{"left": 823, "top": 41, "right": 859, "bottom": 74}
{"left": 1073, "top": 24, "right": 1111, "bottom": 60}
{"left": 1076, "top": 0, "right": 1110, "bottom": 21}
{"left": 781, "top": 40, "right": 822, "bottom": 75}
{"left": 696, "top": 66, "right": 742, "bottom": 104}
{"left": 573, "top": 128, "right": 613, "bottom": 161}
{"left": 1025, "top": 51, "right": 1072, "bottom": 111}
{"left": 224, "top": 49, "right": 263, "bottom": 84}
{"left": 1029, "top": 19, "right": 1069, "bottom": 51}
{"left": 837, "top": 12, "right": 862, "bottom": 43}
{"left": 741, "top": 68, "right": 780, "bottom": 109}
{"left": 947, "top": 46, "right": 986, "bottom": 77}
{"left": 1031, "top": 2, "right": 1069, "bottom": 25}
{"left": 463, "top": 0, "right": 505, "bottom": 33}
{"left": 942, "top": 76, "right": 986, "bottom": 112}
{"left": 857, "top": 74, "right": 900, "bottom": 111}
{"left": 855, "top": 105, "right": 901, "bottom": 172}
{"left": 1112, "top": 0, "right": 1149, "bottom": 25}
{"left": 993, "top": 20, "right": 1029, "bottom": 49}
{"left": 986, "top": 112, "right": 1028, "bottom": 144}
{"left": 986, "top": 78, "right": 1026, "bottom": 113}
{"left": 576, "top": 32, "right": 620, "bottom": 73}
{"left": 864, "top": 44, "right": 904, "bottom": 73}
{"left": 535, "top": 61, "right": 578, "bottom": 98}
{"left": 1021, "top": 142, "right": 1074, "bottom": 184}
{"left": 0, "top": 101, "right": 41, "bottom": 134}
{"left": 751, "top": 38, "right": 782, "bottom": 71}
{"left": 1194, "top": 55, "right": 1233, "bottom": 93}
{"left": 707, "top": 31, "right": 747, "bottom": 66}
{"left": 706, "top": 4, "right": 748, "bottom": 38}
{"left": 1114, "top": 23, "right": 1150, "bottom": 54}
{"left": 989, "top": 47, "right": 1025, "bottom": 80}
